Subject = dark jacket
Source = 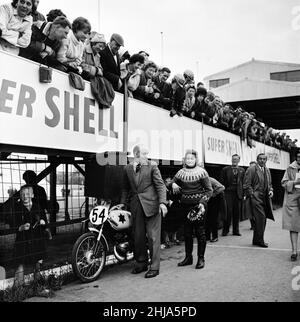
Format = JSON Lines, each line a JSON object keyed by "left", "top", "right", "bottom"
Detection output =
{"left": 209, "top": 177, "right": 225, "bottom": 197}
{"left": 19, "top": 21, "right": 62, "bottom": 65}
{"left": 171, "top": 86, "right": 185, "bottom": 113}
{"left": 152, "top": 75, "right": 173, "bottom": 109}
{"left": 133, "top": 71, "right": 154, "bottom": 103}
{"left": 243, "top": 165, "right": 274, "bottom": 221}
{"left": 121, "top": 160, "right": 167, "bottom": 218}
{"left": 100, "top": 45, "right": 121, "bottom": 91}
{"left": 13, "top": 199, "right": 47, "bottom": 265}
{"left": 32, "top": 10, "right": 46, "bottom": 22}
{"left": 220, "top": 166, "right": 245, "bottom": 200}
{"left": 91, "top": 76, "right": 115, "bottom": 109}
{"left": 191, "top": 100, "right": 211, "bottom": 123}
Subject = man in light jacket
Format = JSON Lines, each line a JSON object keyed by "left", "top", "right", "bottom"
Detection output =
{"left": 120, "top": 145, "right": 168, "bottom": 279}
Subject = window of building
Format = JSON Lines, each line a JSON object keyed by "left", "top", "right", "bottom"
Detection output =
{"left": 270, "top": 70, "right": 300, "bottom": 82}
{"left": 209, "top": 78, "right": 230, "bottom": 89}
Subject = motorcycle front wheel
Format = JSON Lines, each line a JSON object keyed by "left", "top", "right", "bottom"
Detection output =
{"left": 71, "top": 232, "right": 106, "bottom": 283}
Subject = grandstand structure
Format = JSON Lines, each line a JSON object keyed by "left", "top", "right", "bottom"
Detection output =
{"left": 204, "top": 59, "right": 300, "bottom": 130}
{"left": 0, "top": 51, "right": 292, "bottom": 281}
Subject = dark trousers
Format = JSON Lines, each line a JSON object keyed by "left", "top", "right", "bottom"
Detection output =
{"left": 181, "top": 204, "right": 207, "bottom": 259}
{"left": 252, "top": 194, "right": 268, "bottom": 244}
{"left": 132, "top": 200, "right": 161, "bottom": 271}
{"left": 205, "top": 193, "right": 222, "bottom": 240}
{"left": 223, "top": 190, "right": 241, "bottom": 234}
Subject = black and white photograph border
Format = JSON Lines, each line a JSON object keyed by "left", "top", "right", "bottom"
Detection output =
{"left": 0, "top": 0, "right": 300, "bottom": 305}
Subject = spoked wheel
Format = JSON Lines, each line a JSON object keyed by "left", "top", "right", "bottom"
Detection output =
{"left": 71, "top": 232, "right": 106, "bottom": 283}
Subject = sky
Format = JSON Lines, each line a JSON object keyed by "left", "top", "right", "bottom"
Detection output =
{"left": 32, "top": 0, "right": 300, "bottom": 80}
{"left": 1, "top": 0, "right": 300, "bottom": 142}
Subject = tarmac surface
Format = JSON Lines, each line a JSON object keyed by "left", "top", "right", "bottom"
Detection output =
{"left": 27, "top": 209, "right": 300, "bottom": 302}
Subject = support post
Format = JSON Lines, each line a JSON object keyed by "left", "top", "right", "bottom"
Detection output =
{"left": 65, "top": 163, "right": 70, "bottom": 222}
{"left": 49, "top": 164, "right": 57, "bottom": 236}
{"left": 123, "top": 79, "right": 129, "bottom": 156}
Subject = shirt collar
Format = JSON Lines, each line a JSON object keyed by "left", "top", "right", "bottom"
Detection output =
{"left": 69, "top": 30, "right": 80, "bottom": 45}
{"left": 42, "top": 22, "right": 52, "bottom": 36}
{"left": 85, "top": 43, "right": 94, "bottom": 54}
{"left": 108, "top": 43, "right": 116, "bottom": 56}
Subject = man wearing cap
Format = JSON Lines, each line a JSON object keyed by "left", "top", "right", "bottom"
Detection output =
{"left": 82, "top": 32, "right": 106, "bottom": 80}
{"left": 100, "top": 33, "right": 124, "bottom": 91}
{"left": 170, "top": 74, "right": 186, "bottom": 117}
{"left": 183, "top": 69, "right": 195, "bottom": 89}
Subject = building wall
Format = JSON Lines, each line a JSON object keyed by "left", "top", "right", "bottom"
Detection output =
{"left": 211, "top": 79, "right": 300, "bottom": 102}
{"left": 204, "top": 60, "right": 300, "bottom": 89}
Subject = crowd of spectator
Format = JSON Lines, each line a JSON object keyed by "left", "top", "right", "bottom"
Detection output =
{"left": 0, "top": 0, "right": 297, "bottom": 152}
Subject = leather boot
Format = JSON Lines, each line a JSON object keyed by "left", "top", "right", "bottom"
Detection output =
{"left": 178, "top": 255, "right": 193, "bottom": 267}
{"left": 195, "top": 257, "right": 205, "bottom": 269}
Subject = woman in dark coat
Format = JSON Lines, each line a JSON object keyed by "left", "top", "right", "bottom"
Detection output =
{"left": 14, "top": 186, "right": 47, "bottom": 282}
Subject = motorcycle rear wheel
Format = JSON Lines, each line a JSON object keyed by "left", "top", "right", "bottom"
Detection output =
{"left": 72, "top": 232, "right": 106, "bottom": 283}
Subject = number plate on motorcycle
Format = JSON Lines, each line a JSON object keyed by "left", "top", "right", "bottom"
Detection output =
{"left": 89, "top": 206, "right": 109, "bottom": 225}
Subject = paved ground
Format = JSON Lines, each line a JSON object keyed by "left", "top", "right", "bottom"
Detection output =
{"left": 27, "top": 209, "right": 300, "bottom": 302}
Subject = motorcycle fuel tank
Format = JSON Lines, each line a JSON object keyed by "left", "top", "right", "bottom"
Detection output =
{"left": 109, "top": 210, "right": 132, "bottom": 231}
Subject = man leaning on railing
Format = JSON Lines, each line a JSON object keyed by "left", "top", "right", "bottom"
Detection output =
{"left": 0, "top": 0, "right": 34, "bottom": 55}
{"left": 19, "top": 16, "right": 71, "bottom": 67}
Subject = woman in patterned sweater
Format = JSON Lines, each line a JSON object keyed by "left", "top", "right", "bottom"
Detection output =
{"left": 171, "top": 150, "right": 213, "bottom": 269}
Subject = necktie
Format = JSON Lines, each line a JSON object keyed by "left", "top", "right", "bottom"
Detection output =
{"left": 135, "top": 164, "right": 141, "bottom": 174}
{"left": 263, "top": 167, "right": 268, "bottom": 191}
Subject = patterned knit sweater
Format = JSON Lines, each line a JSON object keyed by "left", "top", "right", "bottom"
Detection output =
{"left": 173, "top": 166, "right": 213, "bottom": 205}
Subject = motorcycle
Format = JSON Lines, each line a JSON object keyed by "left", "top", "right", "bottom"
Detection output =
{"left": 71, "top": 200, "right": 134, "bottom": 283}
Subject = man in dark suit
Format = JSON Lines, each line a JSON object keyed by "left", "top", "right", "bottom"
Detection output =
{"left": 243, "top": 153, "right": 274, "bottom": 248}
{"left": 100, "top": 33, "right": 124, "bottom": 91}
{"left": 220, "top": 154, "right": 245, "bottom": 237}
{"left": 121, "top": 146, "right": 168, "bottom": 279}
{"left": 152, "top": 67, "right": 173, "bottom": 109}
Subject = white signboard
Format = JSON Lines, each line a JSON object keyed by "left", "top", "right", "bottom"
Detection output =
{"left": 0, "top": 51, "right": 290, "bottom": 170}
{"left": 203, "top": 124, "right": 290, "bottom": 170}
{"left": 0, "top": 51, "right": 124, "bottom": 154}
{"left": 203, "top": 125, "right": 243, "bottom": 166}
{"left": 241, "top": 141, "right": 290, "bottom": 170}
{"left": 127, "top": 99, "right": 203, "bottom": 163}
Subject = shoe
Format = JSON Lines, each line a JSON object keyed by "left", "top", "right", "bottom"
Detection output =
{"left": 131, "top": 266, "right": 148, "bottom": 274}
{"left": 210, "top": 238, "right": 219, "bottom": 243}
{"left": 233, "top": 233, "right": 242, "bottom": 237}
{"left": 145, "top": 270, "right": 159, "bottom": 279}
{"left": 253, "top": 242, "right": 268, "bottom": 248}
{"left": 222, "top": 232, "right": 228, "bottom": 237}
{"left": 195, "top": 258, "right": 205, "bottom": 270}
{"left": 291, "top": 254, "right": 298, "bottom": 262}
{"left": 178, "top": 256, "right": 193, "bottom": 267}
